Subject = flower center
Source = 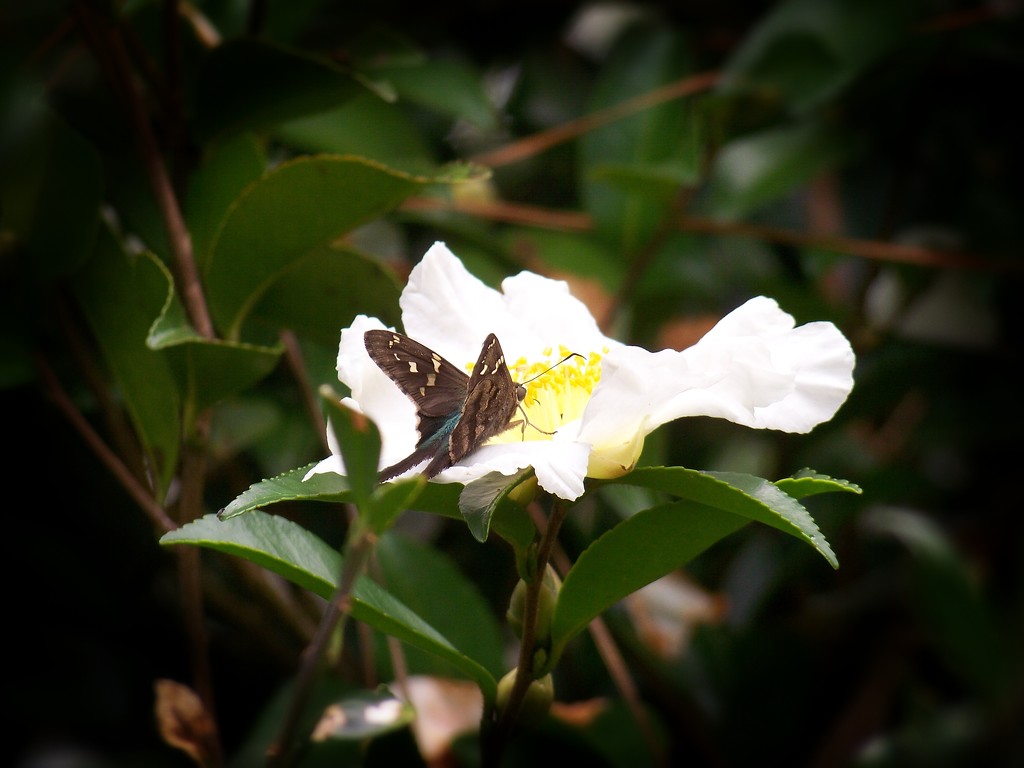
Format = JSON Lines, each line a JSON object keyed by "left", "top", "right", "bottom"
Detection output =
{"left": 493, "top": 345, "right": 605, "bottom": 443}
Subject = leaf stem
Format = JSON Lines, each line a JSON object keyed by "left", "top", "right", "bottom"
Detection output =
{"left": 484, "top": 497, "right": 571, "bottom": 765}
{"left": 267, "top": 522, "right": 378, "bottom": 767}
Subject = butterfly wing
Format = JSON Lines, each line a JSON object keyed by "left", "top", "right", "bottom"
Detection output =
{"left": 364, "top": 330, "right": 470, "bottom": 479}
{"left": 423, "top": 333, "right": 522, "bottom": 477}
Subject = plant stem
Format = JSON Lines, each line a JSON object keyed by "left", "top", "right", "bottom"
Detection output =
{"left": 266, "top": 523, "right": 378, "bottom": 767}
{"left": 483, "top": 497, "right": 571, "bottom": 766}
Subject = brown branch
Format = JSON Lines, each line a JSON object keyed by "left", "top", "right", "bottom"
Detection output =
{"left": 280, "top": 330, "right": 330, "bottom": 452}
{"left": 533, "top": 506, "right": 666, "bottom": 767}
{"left": 73, "top": 0, "right": 215, "bottom": 339}
{"left": 35, "top": 354, "right": 177, "bottom": 533}
{"left": 484, "top": 498, "right": 572, "bottom": 765}
{"left": 677, "top": 215, "right": 1024, "bottom": 273}
{"left": 401, "top": 196, "right": 1022, "bottom": 274}
{"left": 470, "top": 70, "right": 721, "bottom": 168}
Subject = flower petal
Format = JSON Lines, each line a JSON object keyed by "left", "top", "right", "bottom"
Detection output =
{"left": 336, "top": 315, "right": 423, "bottom": 469}
{"left": 578, "top": 297, "right": 855, "bottom": 471}
{"left": 400, "top": 242, "right": 517, "bottom": 363}
{"left": 499, "top": 270, "right": 620, "bottom": 356}
{"left": 432, "top": 437, "right": 591, "bottom": 501}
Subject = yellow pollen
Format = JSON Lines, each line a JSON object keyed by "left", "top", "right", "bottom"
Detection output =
{"left": 496, "top": 345, "right": 606, "bottom": 443}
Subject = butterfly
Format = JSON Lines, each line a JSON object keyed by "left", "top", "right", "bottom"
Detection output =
{"left": 364, "top": 330, "right": 527, "bottom": 481}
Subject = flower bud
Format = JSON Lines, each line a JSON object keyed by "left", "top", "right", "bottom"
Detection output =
{"left": 496, "top": 669, "right": 554, "bottom": 728}
{"left": 506, "top": 564, "right": 561, "bottom": 649}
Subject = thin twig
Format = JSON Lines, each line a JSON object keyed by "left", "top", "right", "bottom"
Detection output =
{"left": 529, "top": 504, "right": 666, "bottom": 767}
{"left": 267, "top": 525, "right": 378, "bottom": 767}
{"left": 470, "top": 71, "right": 721, "bottom": 168}
{"left": 35, "top": 353, "right": 177, "bottom": 533}
{"left": 401, "top": 196, "right": 1022, "bottom": 274}
{"left": 73, "top": 0, "right": 215, "bottom": 338}
{"left": 280, "top": 330, "right": 329, "bottom": 452}
{"left": 484, "top": 498, "right": 572, "bottom": 765}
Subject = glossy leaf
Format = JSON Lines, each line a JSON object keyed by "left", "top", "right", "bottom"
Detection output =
{"left": 374, "top": 57, "right": 498, "bottom": 130}
{"left": 615, "top": 466, "right": 838, "bottom": 568}
{"left": 375, "top": 531, "right": 505, "bottom": 678}
{"left": 160, "top": 512, "right": 498, "bottom": 703}
{"left": 138, "top": 253, "right": 283, "bottom": 412}
{"left": 72, "top": 226, "right": 181, "bottom": 494}
{"left": 458, "top": 468, "right": 533, "bottom": 543}
{"left": 274, "top": 92, "right": 436, "bottom": 174}
{"left": 775, "top": 468, "right": 862, "bottom": 500}
{"left": 203, "top": 155, "right": 426, "bottom": 341}
{"left": 248, "top": 242, "right": 402, "bottom": 348}
{"left": 321, "top": 390, "right": 381, "bottom": 509}
{"left": 217, "top": 463, "right": 536, "bottom": 558}
{"left": 186, "top": 134, "right": 267, "bottom": 268}
{"left": 549, "top": 499, "right": 747, "bottom": 666}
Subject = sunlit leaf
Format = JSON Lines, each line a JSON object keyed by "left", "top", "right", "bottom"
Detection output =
{"left": 161, "top": 513, "right": 498, "bottom": 702}
{"left": 203, "top": 155, "right": 427, "bottom": 341}
{"left": 616, "top": 466, "right": 837, "bottom": 567}
{"left": 549, "top": 499, "right": 747, "bottom": 666}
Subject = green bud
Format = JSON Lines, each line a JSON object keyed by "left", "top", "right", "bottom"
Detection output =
{"left": 505, "top": 564, "right": 561, "bottom": 649}
{"left": 496, "top": 669, "right": 554, "bottom": 728}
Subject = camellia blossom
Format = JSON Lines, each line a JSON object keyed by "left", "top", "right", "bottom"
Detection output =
{"left": 306, "top": 241, "right": 855, "bottom": 501}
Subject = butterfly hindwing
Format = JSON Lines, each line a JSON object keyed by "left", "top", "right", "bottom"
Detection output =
{"left": 363, "top": 330, "right": 524, "bottom": 481}
{"left": 424, "top": 333, "right": 525, "bottom": 477}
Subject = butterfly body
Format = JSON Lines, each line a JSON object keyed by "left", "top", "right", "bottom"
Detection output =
{"left": 363, "top": 330, "right": 525, "bottom": 481}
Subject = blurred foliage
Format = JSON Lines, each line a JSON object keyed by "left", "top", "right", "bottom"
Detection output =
{"left": 2, "top": 0, "right": 1022, "bottom": 767}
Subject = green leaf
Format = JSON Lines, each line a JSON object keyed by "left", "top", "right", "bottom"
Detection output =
{"left": 719, "top": 0, "right": 921, "bottom": 112}
{"left": 217, "top": 463, "right": 535, "bottom": 557}
{"left": 203, "top": 155, "right": 424, "bottom": 341}
{"left": 375, "top": 531, "right": 505, "bottom": 678}
{"left": 191, "top": 38, "right": 371, "bottom": 142}
{"left": 500, "top": 229, "right": 623, "bottom": 294}
{"left": 611, "top": 466, "right": 837, "bottom": 568}
{"left": 458, "top": 469, "right": 533, "bottom": 543}
{"left": 186, "top": 133, "right": 266, "bottom": 269}
{"left": 705, "top": 121, "right": 857, "bottom": 219}
{"left": 775, "top": 468, "right": 862, "bottom": 500}
{"left": 863, "top": 507, "right": 1009, "bottom": 698}
{"left": 247, "top": 242, "right": 402, "bottom": 348}
{"left": 374, "top": 57, "right": 498, "bottom": 130}
{"left": 579, "top": 24, "right": 694, "bottom": 255}
{"left": 549, "top": 499, "right": 748, "bottom": 666}
{"left": 160, "top": 512, "right": 498, "bottom": 703}
{"left": 367, "top": 477, "right": 425, "bottom": 535}
{"left": 321, "top": 389, "right": 381, "bottom": 509}
{"left": 72, "top": 226, "right": 181, "bottom": 495}
{"left": 274, "top": 91, "right": 436, "bottom": 174}
{"left": 217, "top": 462, "right": 350, "bottom": 520}
{"left": 137, "top": 252, "right": 283, "bottom": 412}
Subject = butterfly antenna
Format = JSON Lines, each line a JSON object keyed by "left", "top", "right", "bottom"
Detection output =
{"left": 516, "top": 351, "right": 584, "bottom": 437}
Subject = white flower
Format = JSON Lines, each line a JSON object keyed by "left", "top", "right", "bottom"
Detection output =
{"left": 306, "top": 242, "right": 855, "bottom": 501}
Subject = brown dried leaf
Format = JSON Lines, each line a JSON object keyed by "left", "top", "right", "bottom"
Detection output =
{"left": 154, "top": 678, "right": 219, "bottom": 767}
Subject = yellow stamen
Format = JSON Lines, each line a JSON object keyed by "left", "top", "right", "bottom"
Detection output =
{"left": 496, "top": 345, "right": 606, "bottom": 443}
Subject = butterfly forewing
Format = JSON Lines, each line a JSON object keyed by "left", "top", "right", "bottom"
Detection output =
{"left": 363, "top": 330, "right": 469, "bottom": 416}
{"left": 364, "top": 330, "right": 524, "bottom": 481}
